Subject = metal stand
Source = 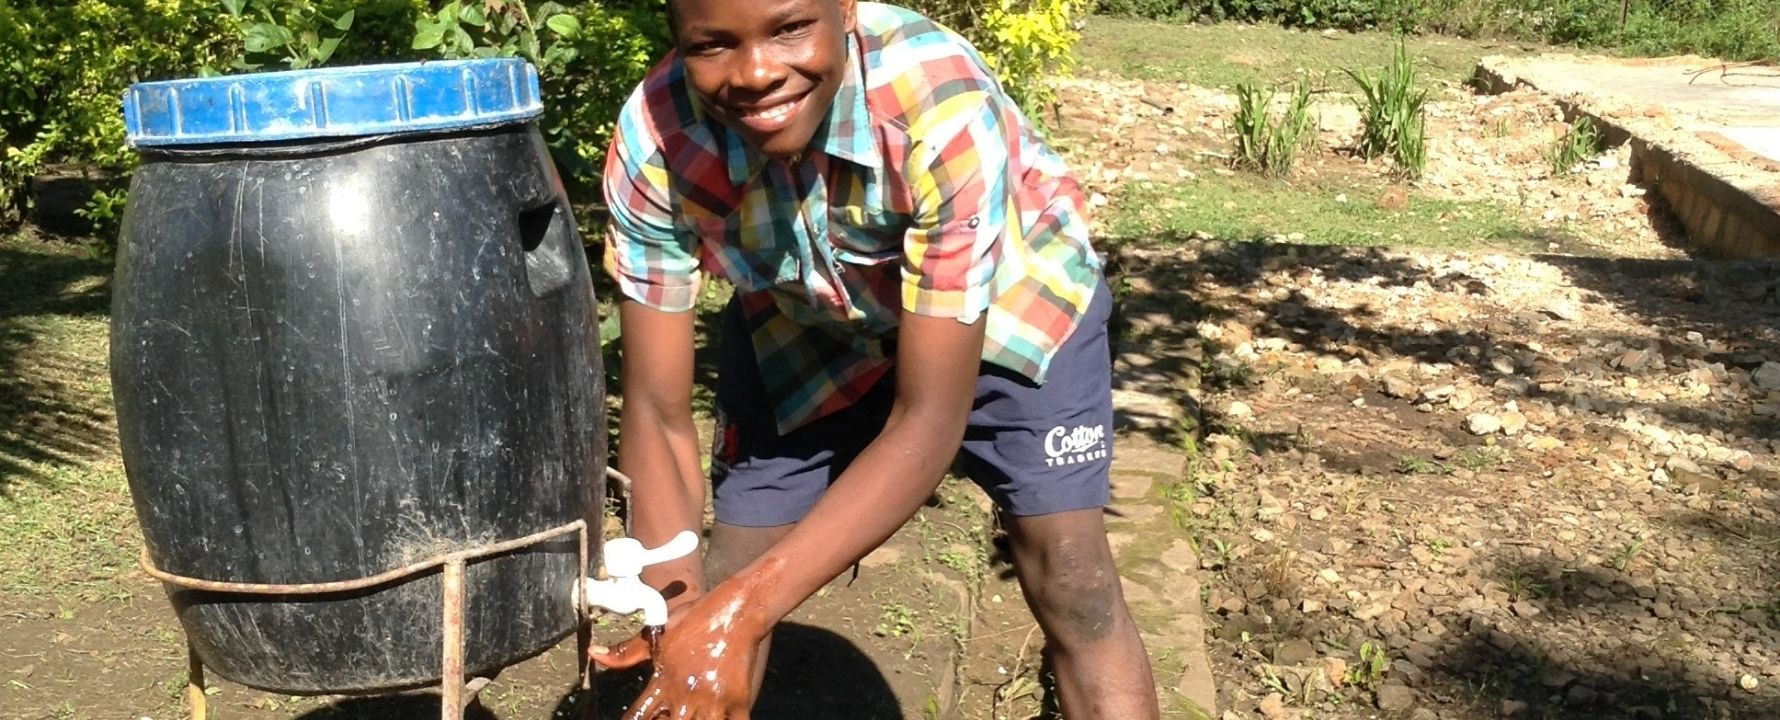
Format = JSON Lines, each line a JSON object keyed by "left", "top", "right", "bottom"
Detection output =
{"left": 139, "top": 465, "right": 644, "bottom": 720}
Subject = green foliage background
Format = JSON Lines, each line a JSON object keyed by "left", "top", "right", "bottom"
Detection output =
{"left": 0, "top": 0, "right": 1084, "bottom": 237}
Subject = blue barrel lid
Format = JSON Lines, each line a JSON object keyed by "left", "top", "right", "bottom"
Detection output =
{"left": 123, "top": 58, "right": 542, "bottom": 148}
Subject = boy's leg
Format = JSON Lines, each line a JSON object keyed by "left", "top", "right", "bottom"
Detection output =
{"left": 957, "top": 280, "right": 1161, "bottom": 717}
{"left": 1002, "top": 508, "right": 1159, "bottom": 718}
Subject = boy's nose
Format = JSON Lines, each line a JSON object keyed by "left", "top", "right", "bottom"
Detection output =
{"left": 729, "top": 44, "right": 785, "bottom": 94}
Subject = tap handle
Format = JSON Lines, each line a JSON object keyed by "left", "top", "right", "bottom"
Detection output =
{"left": 602, "top": 530, "right": 700, "bottom": 579}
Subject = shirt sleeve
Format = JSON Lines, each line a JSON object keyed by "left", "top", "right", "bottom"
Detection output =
{"left": 602, "top": 105, "right": 700, "bottom": 313}
{"left": 900, "top": 93, "right": 1014, "bottom": 324}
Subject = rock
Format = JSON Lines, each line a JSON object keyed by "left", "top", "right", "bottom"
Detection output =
{"left": 1160, "top": 540, "right": 1199, "bottom": 573}
{"left": 1450, "top": 389, "right": 1477, "bottom": 411}
{"left": 1511, "top": 600, "right": 1541, "bottom": 618}
{"left": 1420, "top": 384, "right": 1455, "bottom": 402}
{"left": 1501, "top": 698, "right": 1529, "bottom": 716}
{"left": 1376, "top": 185, "right": 1409, "bottom": 211}
{"left": 1529, "top": 435, "right": 1564, "bottom": 451}
{"left": 1226, "top": 401, "right": 1254, "bottom": 420}
{"left": 1499, "top": 410, "right": 1528, "bottom": 436}
{"left": 1275, "top": 638, "right": 1316, "bottom": 665}
{"left": 1375, "top": 683, "right": 1415, "bottom": 712}
{"left": 1258, "top": 693, "right": 1290, "bottom": 720}
{"left": 1543, "top": 299, "right": 1582, "bottom": 321}
{"left": 1411, "top": 709, "right": 1439, "bottom": 720}
{"left": 1753, "top": 362, "right": 1780, "bottom": 391}
{"left": 1740, "top": 674, "right": 1760, "bottom": 692}
{"left": 1302, "top": 599, "right": 1325, "bottom": 613}
{"left": 1251, "top": 528, "right": 1276, "bottom": 543}
{"left": 1467, "top": 413, "right": 1503, "bottom": 435}
{"left": 1321, "top": 657, "right": 1348, "bottom": 688}
{"left": 1318, "top": 568, "right": 1343, "bottom": 584}
{"left": 1381, "top": 372, "right": 1418, "bottom": 399}
{"left": 1566, "top": 685, "right": 1597, "bottom": 704}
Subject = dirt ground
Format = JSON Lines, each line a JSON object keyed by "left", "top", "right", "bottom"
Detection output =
{"left": 1113, "top": 239, "right": 1780, "bottom": 720}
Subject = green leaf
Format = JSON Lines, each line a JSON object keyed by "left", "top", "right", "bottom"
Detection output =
{"left": 460, "top": 4, "right": 486, "bottom": 26}
{"left": 545, "top": 14, "right": 582, "bottom": 39}
{"left": 334, "top": 9, "right": 355, "bottom": 31}
{"left": 221, "top": 0, "right": 245, "bottom": 17}
{"left": 316, "top": 36, "right": 342, "bottom": 64}
{"left": 412, "top": 24, "right": 446, "bottom": 50}
{"left": 450, "top": 25, "right": 475, "bottom": 53}
{"left": 242, "top": 23, "right": 282, "bottom": 52}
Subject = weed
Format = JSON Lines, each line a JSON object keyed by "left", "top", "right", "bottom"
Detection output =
{"left": 1397, "top": 454, "right": 1448, "bottom": 475}
{"left": 1426, "top": 537, "right": 1451, "bottom": 558}
{"left": 1232, "top": 78, "right": 1316, "bottom": 176}
{"left": 1347, "top": 641, "right": 1388, "bottom": 689}
{"left": 1547, "top": 115, "right": 1604, "bottom": 176}
{"left": 875, "top": 602, "right": 919, "bottom": 638}
{"left": 1612, "top": 538, "right": 1648, "bottom": 572}
{"left": 1454, "top": 446, "right": 1502, "bottom": 471}
{"left": 1344, "top": 40, "right": 1428, "bottom": 179}
{"left": 1504, "top": 573, "right": 1551, "bottom": 601}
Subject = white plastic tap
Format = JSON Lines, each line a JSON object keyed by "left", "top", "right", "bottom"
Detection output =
{"left": 581, "top": 530, "right": 699, "bottom": 627}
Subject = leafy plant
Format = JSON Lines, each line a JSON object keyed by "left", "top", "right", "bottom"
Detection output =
{"left": 74, "top": 188, "right": 129, "bottom": 240}
{"left": 1347, "top": 640, "right": 1388, "bottom": 688}
{"left": 1231, "top": 78, "right": 1315, "bottom": 176}
{"left": 1547, "top": 115, "right": 1603, "bottom": 176}
{"left": 221, "top": 0, "right": 356, "bottom": 71}
{"left": 1344, "top": 39, "right": 1427, "bottom": 179}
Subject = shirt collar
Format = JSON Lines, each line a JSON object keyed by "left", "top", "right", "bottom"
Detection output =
{"left": 723, "top": 31, "right": 878, "bottom": 186}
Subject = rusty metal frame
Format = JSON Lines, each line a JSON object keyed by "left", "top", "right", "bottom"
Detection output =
{"left": 140, "top": 467, "right": 636, "bottom": 720}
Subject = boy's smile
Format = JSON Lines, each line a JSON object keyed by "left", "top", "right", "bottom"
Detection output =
{"left": 673, "top": 0, "right": 857, "bottom": 161}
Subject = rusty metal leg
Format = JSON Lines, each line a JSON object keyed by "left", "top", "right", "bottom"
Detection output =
{"left": 186, "top": 642, "right": 208, "bottom": 720}
{"left": 442, "top": 559, "right": 466, "bottom": 720}
{"left": 577, "top": 620, "right": 599, "bottom": 720}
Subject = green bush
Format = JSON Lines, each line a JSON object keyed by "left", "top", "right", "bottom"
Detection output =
{"left": 1231, "top": 78, "right": 1314, "bottom": 176}
{"left": 1345, "top": 40, "right": 1427, "bottom": 179}
{"left": 1547, "top": 115, "right": 1603, "bottom": 176}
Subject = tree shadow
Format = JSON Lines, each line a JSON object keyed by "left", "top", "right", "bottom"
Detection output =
{"left": 0, "top": 241, "right": 115, "bottom": 497}
{"left": 565, "top": 622, "right": 905, "bottom": 719}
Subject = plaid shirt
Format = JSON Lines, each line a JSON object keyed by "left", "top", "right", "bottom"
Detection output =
{"left": 603, "top": 2, "right": 1101, "bottom": 433}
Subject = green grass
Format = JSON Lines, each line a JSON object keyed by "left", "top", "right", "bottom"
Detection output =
{"left": 1077, "top": 16, "right": 1533, "bottom": 89}
{"left": 1102, "top": 174, "right": 1565, "bottom": 251}
{"left": 0, "top": 231, "right": 137, "bottom": 603}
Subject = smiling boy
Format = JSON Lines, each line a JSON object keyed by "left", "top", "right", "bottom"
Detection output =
{"left": 592, "top": 0, "right": 1160, "bottom": 717}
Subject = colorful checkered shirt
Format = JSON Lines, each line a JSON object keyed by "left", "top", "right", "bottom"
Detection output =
{"left": 603, "top": 2, "right": 1102, "bottom": 433}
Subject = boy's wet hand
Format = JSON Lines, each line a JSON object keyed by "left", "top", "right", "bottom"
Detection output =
{"left": 613, "top": 577, "right": 770, "bottom": 719}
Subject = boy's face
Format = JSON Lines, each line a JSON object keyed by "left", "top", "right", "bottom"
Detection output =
{"left": 673, "top": 0, "right": 857, "bottom": 161}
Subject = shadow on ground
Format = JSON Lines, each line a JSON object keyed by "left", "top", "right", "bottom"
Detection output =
{"left": 574, "top": 622, "right": 904, "bottom": 719}
{"left": 0, "top": 240, "right": 115, "bottom": 496}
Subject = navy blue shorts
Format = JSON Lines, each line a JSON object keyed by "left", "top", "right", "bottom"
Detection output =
{"left": 709, "top": 280, "right": 1114, "bottom": 527}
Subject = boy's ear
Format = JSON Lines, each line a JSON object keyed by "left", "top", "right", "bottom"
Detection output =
{"left": 837, "top": 0, "right": 857, "bottom": 31}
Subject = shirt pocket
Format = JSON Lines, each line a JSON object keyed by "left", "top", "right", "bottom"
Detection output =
{"left": 827, "top": 206, "right": 901, "bottom": 268}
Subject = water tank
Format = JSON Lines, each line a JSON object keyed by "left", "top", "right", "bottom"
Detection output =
{"left": 111, "top": 59, "right": 605, "bottom": 693}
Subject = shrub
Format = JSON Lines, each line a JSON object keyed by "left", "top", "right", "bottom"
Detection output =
{"left": 1345, "top": 40, "right": 1427, "bottom": 179}
{"left": 1231, "top": 78, "right": 1315, "bottom": 176}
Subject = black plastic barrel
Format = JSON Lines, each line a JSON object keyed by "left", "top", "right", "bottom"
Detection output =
{"left": 111, "top": 60, "right": 604, "bottom": 693}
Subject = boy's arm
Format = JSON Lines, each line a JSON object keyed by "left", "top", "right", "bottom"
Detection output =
{"left": 730, "top": 310, "right": 985, "bottom": 623}
{"left": 616, "top": 299, "right": 707, "bottom": 599}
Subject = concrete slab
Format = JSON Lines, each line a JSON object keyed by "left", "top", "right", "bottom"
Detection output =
{"left": 1476, "top": 55, "right": 1780, "bottom": 258}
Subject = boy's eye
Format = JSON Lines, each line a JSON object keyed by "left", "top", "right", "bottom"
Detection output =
{"left": 685, "top": 39, "right": 727, "bottom": 55}
{"left": 776, "top": 20, "right": 815, "bottom": 36}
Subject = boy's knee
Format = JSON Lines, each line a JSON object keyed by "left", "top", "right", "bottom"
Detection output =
{"left": 1021, "top": 536, "right": 1125, "bottom": 644}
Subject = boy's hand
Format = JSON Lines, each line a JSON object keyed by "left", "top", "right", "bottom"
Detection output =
{"left": 591, "top": 573, "right": 773, "bottom": 719}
